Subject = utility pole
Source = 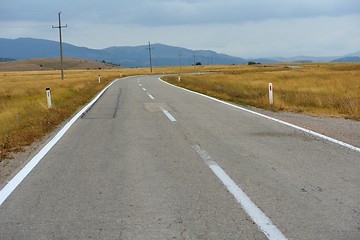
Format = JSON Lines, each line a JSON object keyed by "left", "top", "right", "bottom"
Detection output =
{"left": 193, "top": 52, "right": 196, "bottom": 68}
{"left": 147, "top": 41, "right": 153, "bottom": 73}
{"left": 178, "top": 50, "right": 182, "bottom": 82}
{"left": 179, "top": 50, "right": 182, "bottom": 74}
{"left": 52, "top": 12, "right": 67, "bottom": 80}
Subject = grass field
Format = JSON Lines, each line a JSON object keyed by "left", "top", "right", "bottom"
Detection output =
{"left": 0, "top": 70, "right": 118, "bottom": 159}
{"left": 164, "top": 63, "right": 360, "bottom": 121}
{"left": 0, "top": 57, "right": 121, "bottom": 71}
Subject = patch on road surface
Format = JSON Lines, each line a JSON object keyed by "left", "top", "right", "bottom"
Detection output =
{"left": 82, "top": 88, "right": 121, "bottom": 119}
{"left": 250, "top": 131, "right": 314, "bottom": 142}
{"left": 143, "top": 103, "right": 173, "bottom": 113}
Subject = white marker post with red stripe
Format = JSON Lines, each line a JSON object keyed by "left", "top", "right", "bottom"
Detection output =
{"left": 269, "top": 83, "right": 273, "bottom": 105}
{"left": 46, "top": 87, "right": 52, "bottom": 109}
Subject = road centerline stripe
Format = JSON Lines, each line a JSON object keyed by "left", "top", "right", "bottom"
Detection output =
{"left": 192, "top": 145, "right": 287, "bottom": 240}
{"left": 142, "top": 87, "right": 146, "bottom": 91}
{"left": 147, "top": 93, "right": 155, "bottom": 100}
{"left": 160, "top": 107, "right": 176, "bottom": 122}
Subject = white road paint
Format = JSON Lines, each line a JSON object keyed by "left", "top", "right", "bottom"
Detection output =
{"left": 147, "top": 93, "right": 155, "bottom": 100}
{"left": 139, "top": 84, "right": 142, "bottom": 87}
{"left": 0, "top": 78, "right": 125, "bottom": 206}
{"left": 159, "top": 78, "right": 360, "bottom": 153}
{"left": 192, "top": 145, "right": 287, "bottom": 240}
{"left": 160, "top": 107, "right": 176, "bottom": 122}
{"left": 142, "top": 88, "right": 147, "bottom": 91}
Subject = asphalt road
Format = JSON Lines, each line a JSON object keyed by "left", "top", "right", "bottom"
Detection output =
{"left": 0, "top": 75, "right": 359, "bottom": 239}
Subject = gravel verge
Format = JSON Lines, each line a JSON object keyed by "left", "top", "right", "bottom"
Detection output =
{"left": 252, "top": 107, "right": 360, "bottom": 149}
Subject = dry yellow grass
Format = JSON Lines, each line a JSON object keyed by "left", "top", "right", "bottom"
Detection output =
{"left": 0, "top": 70, "right": 118, "bottom": 159}
{"left": 163, "top": 62, "right": 360, "bottom": 120}
{"left": 0, "top": 57, "right": 121, "bottom": 71}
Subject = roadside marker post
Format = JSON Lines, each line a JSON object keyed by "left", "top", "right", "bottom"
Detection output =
{"left": 178, "top": 74, "right": 181, "bottom": 82}
{"left": 269, "top": 83, "right": 273, "bottom": 105}
{"left": 46, "top": 87, "right": 52, "bottom": 109}
{"left": 98, "top": 74, "right": 101, "bottom": 83}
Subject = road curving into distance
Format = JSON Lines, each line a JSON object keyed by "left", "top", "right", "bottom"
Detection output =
{"left": 0, "top": 75, "right": 359, "bottom": 239}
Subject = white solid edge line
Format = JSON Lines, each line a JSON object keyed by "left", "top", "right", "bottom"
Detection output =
{"left": 160, "top": 107, "right": 176, "bottom": 122}
{"left": 0, "top": 77, "right": 124, "bottom": 206}
{"left": 159, "top": 78, "right": 360, "bottom": 153}
{"left": 147, "top": 93, "right": 155, "bottom": 100}
{"left": 192, "top": 145, "right": 287, "bottom": 240}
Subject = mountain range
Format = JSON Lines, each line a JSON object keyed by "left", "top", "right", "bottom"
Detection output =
{"left": 0, "top": 38, "right": 359, "bottom": 67}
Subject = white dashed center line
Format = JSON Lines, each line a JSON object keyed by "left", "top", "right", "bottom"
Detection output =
{"left": 160, "top": 107, "right": 176, "bottom": 122}
{"left": 147, "top": 93, "right": 155, "bottom": 100}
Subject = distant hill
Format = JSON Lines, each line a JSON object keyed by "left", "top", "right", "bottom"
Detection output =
{"left": 0, "top": 57, "right": 122, "bottom": 71}
{"left": 331, "top": 56, "right": 360, "bottom": 62}
{"left": 345, "top": 51, "right": 360, "bottom": 57}
{"left": 0, "top": 38, "right": 247, "bottom": 67}
{"left": 271, "top": 56, "right": 339, "bottom": 62}
{"left": 0, "top": 57, "right": 16, "bottom": 62}
{"left": 1, "top": 38, "right": 359, "bottom": 66}
{"left": 253, "top": 51, "right": 360, "bottom": 63}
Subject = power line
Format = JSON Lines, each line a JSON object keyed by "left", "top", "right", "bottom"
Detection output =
{"left": 52, "top": 12, "right": 67, "bottom": 80}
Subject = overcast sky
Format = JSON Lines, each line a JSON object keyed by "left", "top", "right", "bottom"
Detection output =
{"left": 1, "top": 0, "right": 359, "bottom": 58}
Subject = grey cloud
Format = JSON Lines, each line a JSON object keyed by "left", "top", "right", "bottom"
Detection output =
{"left": 1, "top": 0, "right": 359, "bottom": 25}
{"left": 1, "top": 0, "right": 359, "bottom": 59}
{"left": 134, "top": 0, "right": 360, "bottom": 25}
